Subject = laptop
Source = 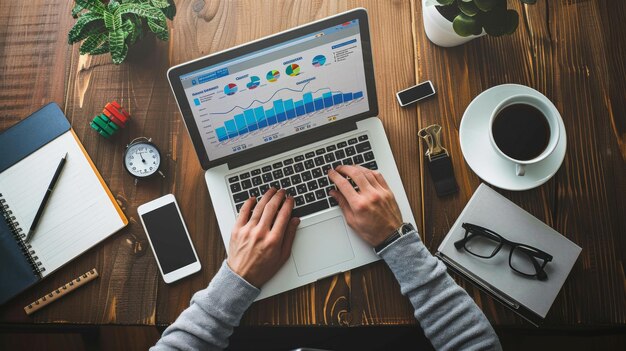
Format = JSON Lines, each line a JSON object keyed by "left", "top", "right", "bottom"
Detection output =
{"left": 167, "top": 8, "right": 416, "bottom": 300}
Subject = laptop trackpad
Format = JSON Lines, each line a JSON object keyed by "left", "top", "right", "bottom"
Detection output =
{"left": 292, "top": 216, "right": 355, "bottom": 277}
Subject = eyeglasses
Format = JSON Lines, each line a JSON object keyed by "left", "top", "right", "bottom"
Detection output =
{"left": 454, "top": 223, "right": 553, "bottom": 280}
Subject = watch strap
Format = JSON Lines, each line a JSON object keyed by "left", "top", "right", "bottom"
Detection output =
{"left": 374, "top": 223, "right": 414, "bottom": 254}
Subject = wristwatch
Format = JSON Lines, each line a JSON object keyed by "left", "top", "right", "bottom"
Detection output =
{"left": 374, "top": 222, "right": 415, "bottom": 254}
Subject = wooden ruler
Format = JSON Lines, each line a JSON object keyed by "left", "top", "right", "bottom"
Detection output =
{"left": 24, "top": 269, "right": 99, "bottom": 315}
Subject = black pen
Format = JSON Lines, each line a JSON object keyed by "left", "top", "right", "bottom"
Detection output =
{"left": 25, "top": 153, "right": 68, "bottom": 243}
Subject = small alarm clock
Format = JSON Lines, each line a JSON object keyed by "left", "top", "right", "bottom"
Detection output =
{"left": 123, "top": 137, "right": 165, "bottom": 184}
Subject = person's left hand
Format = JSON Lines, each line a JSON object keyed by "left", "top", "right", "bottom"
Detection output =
{"left": 226, "top": 188, "right": 300, "bottom": 288}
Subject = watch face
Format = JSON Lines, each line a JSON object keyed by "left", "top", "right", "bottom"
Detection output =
{"left": 124, "top": 142, "right": 161, "bottom": 178}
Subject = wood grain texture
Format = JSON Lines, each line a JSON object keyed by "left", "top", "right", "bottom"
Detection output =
{"left": 0, "top": 1, "right": 73, "bottom": 125}
{"left": 0, "top": 0, "right": 624, "bottom": 327}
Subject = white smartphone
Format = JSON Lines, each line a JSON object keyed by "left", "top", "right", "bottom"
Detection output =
{"left": 137, "top": 194, "right": 201, "bottom": 283}
{"left": 396, "top": 80, "right": 436, "bottom": 107}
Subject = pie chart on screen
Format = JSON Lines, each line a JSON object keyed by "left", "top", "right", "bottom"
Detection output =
{"left": 266, "top": 70, "right": 280, "bottom": 82}
{"left": 247, "top": 76, "right": 260, "bottom": 89}
{"left": 312, "top": 55, "right": 326, "bottom": 67}
{"left": 286, "top": 64, "right": 300, "bottom": 76}
{"left": 224, "top": 83, "right": 238, "bottom": 95}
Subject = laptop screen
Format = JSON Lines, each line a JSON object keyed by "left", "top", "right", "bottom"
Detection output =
{"left": 179, "top": 19, "right": 369, "bottom": 161}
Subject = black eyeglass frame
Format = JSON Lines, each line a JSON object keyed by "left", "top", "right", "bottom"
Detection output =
{"left": 454, "top": 223, "right": 554, "bottom": 280}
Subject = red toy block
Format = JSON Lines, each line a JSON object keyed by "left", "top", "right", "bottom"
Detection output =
{"left": 103, "top": 102, "right": 128, "bottom": 124}
{"left": 110, "top": 101, "right": 130, "bottom": 119}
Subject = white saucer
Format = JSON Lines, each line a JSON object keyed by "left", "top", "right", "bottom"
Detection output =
{"left": 459, "top": 84, "right": 567, "bottom": 191}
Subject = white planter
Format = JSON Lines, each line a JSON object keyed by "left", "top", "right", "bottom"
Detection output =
{"left": 422, "top": 1, "right": 485, "bottom": 47}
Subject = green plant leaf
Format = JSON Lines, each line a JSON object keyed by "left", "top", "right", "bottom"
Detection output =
{"left": 71, "top": 3, "right": 84, "bottom": 18}
{"left": 453, "top": 13, "right": 482, "bottom": 37}
{"left": 74, "top": 0, "right": 106, "bottom": 15}
{"left": 103, "top": 10, "right": 122, "bottom": 31}
{"left": 458, "top": 0, "right": 479, "bottom": 16}
{"left": 116, "top": 3, "right": 164, "bottom": 21}
{"left": 151, "top": 16, "right": 169, "bottom": 35}
{"left": 482, "top": 9, "right": 519, "bottom": 36}
{"left": 68, "top": 12, "right": 104, "bottom": 44}
{"left": 121, "top": 19, "right": 135, "bottom": 38}
{"left": 69, "top": 0, "right": 175, "bottom": 64}
{"left": 131, "top": 14, "right": 145, "bottom": 40}
{"left": 90, "top": 42, "right": 110, "bottom": 55}
{"left": 150, "top": 0, "right": 170, "bottom": 9}
{"left": 109, "top": 28, "right": 125, "bottom": 52}
{"left": 474, "top": 0, "right": 498, "bottom": 12}
{"left": 108, "top": 1, "right": 120, "bottom": 13}
{"left": 155, "top": 29, "right": 169, "bottom": 41}
{"left": 121, "top": 18, "right": 134, "bottom": 33}
{"left": 148, "top": 20, "right": 169, "bottom": 40}
{"left": 109, "top": 29, "right": 128, "bottom": 64}
{"left": 73, "top": 23, "right": 106, "bottom": 43}
{"left": 111, "top": 43, "right": 128, "bottom": 64}
{"left": 79, "top": 33, "right": 107, "bottom": 54}
{"left": 121, "top": 18, "right": 139, "bottom": 44}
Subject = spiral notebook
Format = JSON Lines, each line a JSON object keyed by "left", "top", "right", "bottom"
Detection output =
{"left": 0, "top": 103, "right": 128, "bottom": 305}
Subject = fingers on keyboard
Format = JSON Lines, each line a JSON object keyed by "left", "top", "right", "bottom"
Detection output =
{"left": 231, "top": 134, "right": 376, "bottom": 215}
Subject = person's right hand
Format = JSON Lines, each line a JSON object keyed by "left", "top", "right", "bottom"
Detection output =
{"left": 328, "top": 165, "right": 404, "bottom": 247}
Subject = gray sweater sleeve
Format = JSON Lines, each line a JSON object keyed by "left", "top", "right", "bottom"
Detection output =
{"left": 151, "top": 260, "right": 260, "bottom": 351}
{"left": 379, "top": 230, "right": 502, "bottom": 351}
{"left": 152, "top": 230, "right": 500, "bottom": 351}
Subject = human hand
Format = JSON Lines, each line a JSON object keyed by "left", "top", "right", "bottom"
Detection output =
{"left": 227, "top": 188, "right": 300, "bottom": 288}
{"left": 328, "top": 165, "right": 403, "bottom": 247}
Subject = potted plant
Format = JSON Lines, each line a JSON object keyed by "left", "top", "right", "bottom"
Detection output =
{"left": 423, "top": 0, "right": 536, "bottom": 47}
{"left": 68, "top": 0, "right": 176, "bottom": 64}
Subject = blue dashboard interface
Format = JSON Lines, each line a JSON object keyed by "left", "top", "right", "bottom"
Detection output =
{"left": 180, "top": 20, "right": 368, "bottom": 160}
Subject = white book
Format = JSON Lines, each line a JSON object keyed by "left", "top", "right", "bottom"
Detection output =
{"left": 436, "top": 183, "right": 581, "bottom": 325}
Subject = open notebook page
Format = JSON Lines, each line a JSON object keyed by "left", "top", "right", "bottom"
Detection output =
{"left": 0, "top": 131, "right": 125, "bottom": 277}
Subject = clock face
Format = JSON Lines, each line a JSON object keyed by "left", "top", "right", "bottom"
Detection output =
{"left": 124, "top": 143, "right": 161, "bottom": 178}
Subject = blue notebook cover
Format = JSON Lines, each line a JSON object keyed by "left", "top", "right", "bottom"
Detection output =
{"left": 0, "top": 102, "right": 70, "bottom": 305}
{"left": 0, "top": 216, "right": 39, "bottom": 305}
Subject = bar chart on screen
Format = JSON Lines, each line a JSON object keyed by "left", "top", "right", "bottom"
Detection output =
{"left": 186, "top": 26, "right": 370, "bottom": 160}
{"left": 213, "top": 88, "right": 364, "bottom": 142}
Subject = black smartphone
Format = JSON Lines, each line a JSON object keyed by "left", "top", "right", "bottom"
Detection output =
{"left": 396, "top": 81, "right": 436, "bottom": 107}
{"left": 138, "top": 194, "right": 201, "bottom": 283}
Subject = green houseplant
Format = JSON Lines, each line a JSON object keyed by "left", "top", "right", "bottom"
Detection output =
{"left": 68, "top": 0, "right": 176, "bottom": 64}
{"left": 423, "top": 0, "right": 537, "bottom": 47}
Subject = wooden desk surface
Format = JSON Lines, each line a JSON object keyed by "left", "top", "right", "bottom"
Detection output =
{"left": 1, "top": 0, "right": 624, "bottom": 327}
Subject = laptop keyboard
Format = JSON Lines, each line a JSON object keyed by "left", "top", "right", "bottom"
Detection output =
{"left": 228, "top": 133, "right": 378, "bottom": 218}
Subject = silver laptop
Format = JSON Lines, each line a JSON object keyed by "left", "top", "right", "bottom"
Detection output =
{"left": 167, "top": 8, "right": 416, "bottom": 300}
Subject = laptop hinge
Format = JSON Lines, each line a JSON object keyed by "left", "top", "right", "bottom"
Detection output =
{"left": 226, "top": 120, "right": 359, "bottom": 170}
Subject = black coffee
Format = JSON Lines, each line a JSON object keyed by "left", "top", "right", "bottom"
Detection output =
{"left": 492, "top": 103, "right": 550, "bottom": 161}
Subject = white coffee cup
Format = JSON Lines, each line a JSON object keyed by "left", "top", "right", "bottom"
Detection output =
{"left": 489, "top": 94, "right": 560, "bottom": 176}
